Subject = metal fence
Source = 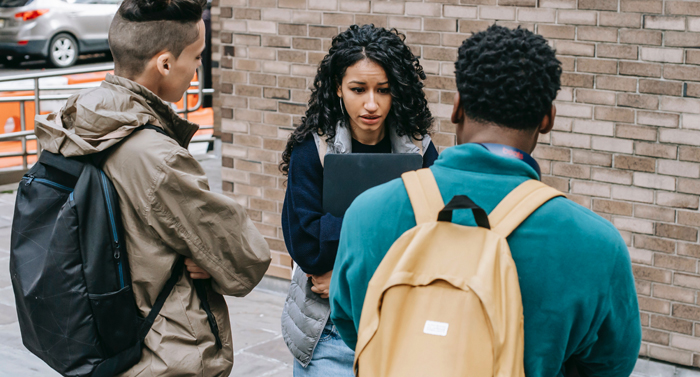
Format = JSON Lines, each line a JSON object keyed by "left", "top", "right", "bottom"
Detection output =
{"left": 0, "top": 63, "right": 214, "bottom": 185}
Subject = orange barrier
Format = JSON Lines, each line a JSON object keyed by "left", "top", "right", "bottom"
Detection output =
{"left": 0, "top": 70, "right": 213, "bottom": 171}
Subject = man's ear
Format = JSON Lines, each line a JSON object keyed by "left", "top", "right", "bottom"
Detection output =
{"left": 539, "top": 105, "right": 556, "bottom": 135}
{"left": 451, "top": 92, "right": 464, "bottom": 124}
{"left": 155, "top": 51, "right": 173, "bottom": 77}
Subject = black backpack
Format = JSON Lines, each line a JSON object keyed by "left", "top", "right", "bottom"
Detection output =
{"left": 10, "top": 125, "right": 221, "bottom": 377}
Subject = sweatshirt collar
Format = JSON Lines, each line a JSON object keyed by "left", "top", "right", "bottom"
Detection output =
{"left": 434, "top": 143, "right": 540, "bottom": 180}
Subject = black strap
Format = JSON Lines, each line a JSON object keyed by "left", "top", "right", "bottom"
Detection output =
{"left": 193, "top": 279, "right": 223, "bottom": 349}
{"left": 437, "top": 195, "right": 491, "bottom": 229}
{"left": 139, "top": 256, "right": 186, "bottom": 341}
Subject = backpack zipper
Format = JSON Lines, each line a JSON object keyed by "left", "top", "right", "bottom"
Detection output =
{"left": 23, "top": 175, "right": 72, "bottom": 192}
{"left": 100, "top": 171, "right": 125, "bottom": 289}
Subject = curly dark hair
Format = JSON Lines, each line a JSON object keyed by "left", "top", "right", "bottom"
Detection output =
{"left": 279, "top": 24, "right": 433, "bottom": 175}
{"left": 455, "top": 25, "right": 562, "bottom": 131}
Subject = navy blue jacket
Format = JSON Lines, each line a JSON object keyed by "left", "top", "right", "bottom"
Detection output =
{"left": 282, "top": 135, "right": 438, "bottom": 274}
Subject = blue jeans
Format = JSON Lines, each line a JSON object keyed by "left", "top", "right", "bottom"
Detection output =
{"left": 293, "top": 322, "right": 355, "bottom": 377}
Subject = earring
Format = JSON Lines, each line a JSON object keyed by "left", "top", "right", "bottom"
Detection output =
{"left": 339, "top": 97, "right": 345, "bottom": 116}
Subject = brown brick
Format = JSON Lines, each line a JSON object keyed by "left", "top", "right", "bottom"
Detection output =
{"left": 643, "top": 328, "right": 670, "bottom": 345}
{"left": 592, "top": 199, "right": 634, "bottom": 216}
{"left": 555, "top": 41, "right": 595, "bottom": 56}
{"left": 680, "top": 147, "right": 700, "bottom": 163}
{"left": 424, "top": 76, "right": 457, "bottom": 91}
{"left": 635, "top": 235, "right": 676, "bottom": 253}
{"left": 649, "top": 345, "right": 693, "bottom": 366}
{"left": 279, "top": 102, "right": 306, "bottom": 115}
{"left": 532, "top": 146, "right": 571, "bottom": 161}
{"left": 665, "top": 65, "right": 700, "bottom": 82}
{"left": 616, "top": 124, "right": 657, "bottom": 141}
{"left": 637, "top": 279, "right": 652, "bottom": 294}
{"left": 657, "top": 255, "right": 697, "bottom": 274}
{"left": 577, "top": 58, "right": 617, "bottom": 74}
{"left": 458, "top": 20, "right": 493, "bottom": 33}
{"left": 638, "top": 112, "right": 679, "bottom": 128}
{"left": 561, "top": 73, "right": 595, "bottom": 88}
{"left": 666, "top": 1, "right": 700, "bottom": 16}
{"left": 651, "top": 315, "right": 694, "bottom": 334}
{"left": 558, "top": 10, "right": 597, "bottom": 25}
{"left": 614, "top": 155, "right": 656, "bottom": 172}
{"left": 639, "top": 296, "right": 671, "bottom": 314}
{"left": 679, "top": 243, "right": 700, "bottom": 258}
{"left": 595, "top": 106, "right": 635, "bottom": 123}
{"left": 678, "top": 179, "right": 700, "bottom": 195}
{"left": 220, "top": 7, "right": 233, "bottom": 18}
{"left": 656, "top": 223, "right": 698, "bottom": 242}
{"left": 688, "top": 50, "right": 700, "bottom": 65}
{"left": 553, "top": 163, "right": 591, "bottom": 179}
{"left": 292, "top": 37, "right": 322, "bottom": 50}
{"left": 675, "top": 273, "right": 700, "bottom": 291}
{"left": 578, "top": 27, "right": 619, "bottom": 43}
{"left": 637, "top": 142, "right": 677, "bottom": 160}
{"left": 423, "top": 47, "right": 458, "bottom": 62}
{"left": 634, "top": 265, "right": 673, "bottom": 284}
{"left": 620, "top": 29, "right": 663, "bottom": 46}
{"left": 537, "top": 25, "right": 575, "bottom": 40}
{"left": 596, "top": 75, "right": 637, "bottom": 92}
{"left": 674, "top": 304, "right": 700, "bottom": 321}
{"left": 618, "top": 93, "right": 659, "bottom": 110}
{"left": 644, "top": 15, "right": 686, "bottom": 31}
{"left": 599, "top": 12, "right": 641, "bottom": 28}
{"left": 635, "top": 205, "right": 675, "bottom": 222}
{"left": 578, "top": 0, "right": 617, "bottom": 10}
{"left": 621, "top": 0, "right": 663, "bottom": 13}
{"left": 596, "top": 44, "right": 638, "bottom": 60}
{"left": 406, "top": 31, "right": 441, "bottom": 45}
{"left": 278, "top": 23, "right": 307, "bottom": 36}
{"left": 620, "top": 61, "right": 662, "bottom": 77}
{"left": 278, "top": 50, "right": 305, "bottom": 63}
{"left": 424, "top": 17, "right": 458, "bottom": 32}
{"left": 687, "top": 83, "right": 700, "bottom": 99}
{"left": 234, "top": 8, "right": 261, "bottom": 20}
{"left": 657, "top": 192, "right": 700, "bottom": 209}
{"left": 639, "top": 79, "right": 683, "bottom": 96}
{"left": 576, "top": 89, "right": 616, "bottom": 105}
{"left": 665, "top": 32, "right": 700, "bottom": 48}
{"left": 572, "top": 150, "right": 613, "bottom": 166}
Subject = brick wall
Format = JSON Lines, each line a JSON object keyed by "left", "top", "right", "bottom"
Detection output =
{"left": 216, "top": 0, "right": 700, "bottom": 366}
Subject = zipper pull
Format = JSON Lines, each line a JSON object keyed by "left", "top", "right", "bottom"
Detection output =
{"left": 25, "top": 175, "right": 34, "bottom": 185}
{"left": 114, "top": 249, "right": 120, "bottom": 259}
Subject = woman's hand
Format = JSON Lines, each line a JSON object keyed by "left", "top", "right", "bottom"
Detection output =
{"left": 308, "top": 270, "right": 333, "bottom": 299}
{"left": 185, "top": 258, "right": 212, "bottom": 279}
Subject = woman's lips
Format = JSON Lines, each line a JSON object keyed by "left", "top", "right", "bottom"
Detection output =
{"left": 359, "top": 115, "right": 382, "bottom": 125}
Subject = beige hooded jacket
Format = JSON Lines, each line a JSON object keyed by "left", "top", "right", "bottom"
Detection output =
{"left": 34, "top": 74, "right": 271, "bottom": 377}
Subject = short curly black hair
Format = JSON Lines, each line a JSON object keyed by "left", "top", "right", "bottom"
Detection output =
{"left": 455, "top": 25, "right": 562, "bottom": 131}
{"left": 280, "top": 24, "right": 433, "bottom": 175}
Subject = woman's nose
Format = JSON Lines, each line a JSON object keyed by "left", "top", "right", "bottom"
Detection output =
{"left": 365, "top": 94, "right": 378, "bottom": 112}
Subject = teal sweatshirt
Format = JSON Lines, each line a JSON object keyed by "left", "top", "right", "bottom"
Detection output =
{"left": 330, "top": 143, "right": 641, "bottom": 377}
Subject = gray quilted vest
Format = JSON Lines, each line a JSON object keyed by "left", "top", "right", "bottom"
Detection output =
{"left": 281, "top": 123, "right": 431, "bottom": 366}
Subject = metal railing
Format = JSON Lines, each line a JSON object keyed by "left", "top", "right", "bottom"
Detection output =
{"left": 0, "top": 63, "right": 214, "bottom": 184}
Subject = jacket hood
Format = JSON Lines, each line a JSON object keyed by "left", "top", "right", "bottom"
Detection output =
{"left": 35, "top": 74, "right": 199, "bottom": 157}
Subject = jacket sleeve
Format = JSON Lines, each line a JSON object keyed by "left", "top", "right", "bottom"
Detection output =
{"left": 146, "top": 149, "right": 271, "bottom": 297}
{"left": 282, "top": 139, "right": 343, "bottom": 275}
{"left": 572, "top": 241, "right": 641, "bottom": 377}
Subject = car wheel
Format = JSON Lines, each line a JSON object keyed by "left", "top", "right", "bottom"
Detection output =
{"left": 48, "top": 33, "right": 79, "bottom": 68}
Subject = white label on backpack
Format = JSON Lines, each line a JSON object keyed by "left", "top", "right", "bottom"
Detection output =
{"left": 423, "top": 321, "right": 449, "bottom": 336}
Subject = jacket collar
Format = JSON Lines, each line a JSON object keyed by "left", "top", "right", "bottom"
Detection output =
{"left": 104, "top": 74, "right": 199, "bottom": 148}
{"left": 435, "top": 143, "right": 540, "bottom": 180}
{"left": 313, "top": 120, "right": 432, "bottom": 157}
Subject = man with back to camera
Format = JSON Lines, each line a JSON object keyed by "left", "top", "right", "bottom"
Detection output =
{"left": 34, "top": 0, "right": 271, "bottom": 375}
{"left": 330, "top": 25, "right": 641, "bottom": 376}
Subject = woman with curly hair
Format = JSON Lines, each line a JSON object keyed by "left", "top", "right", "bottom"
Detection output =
{"left": 279, "top": 24, "right": 438, "bottom": 375}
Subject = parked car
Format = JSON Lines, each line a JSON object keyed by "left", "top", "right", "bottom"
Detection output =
{"left": 0, "top": 0, "right": 119, "bottom": 68}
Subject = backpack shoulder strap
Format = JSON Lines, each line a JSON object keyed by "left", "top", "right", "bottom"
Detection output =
{"left": 138, "top": 256, "right": 185, "bottom": 341}
{"left": 401, "top": 168, "right": 444, "bottom": 225}
{"left": 488, "top": 180, "right": 564, "bottom": 238}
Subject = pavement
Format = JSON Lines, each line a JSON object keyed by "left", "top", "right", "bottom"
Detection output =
{"left": 0, "top": 141, "right": 699, "bottom": 376}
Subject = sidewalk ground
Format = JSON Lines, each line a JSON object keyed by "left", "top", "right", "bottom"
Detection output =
{"left": 0, "top": 143, "right": 697, "bottom": 376}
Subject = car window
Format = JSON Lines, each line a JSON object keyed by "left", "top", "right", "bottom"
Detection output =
{"left": 0, "top": 0, "right": 33, "bottom": 7}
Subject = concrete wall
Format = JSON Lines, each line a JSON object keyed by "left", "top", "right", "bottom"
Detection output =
{"left": 216, "top": 0, "right": 700, "bottom": 367}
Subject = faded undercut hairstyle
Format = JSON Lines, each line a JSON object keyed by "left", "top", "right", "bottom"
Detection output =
{"left": 108, "top": 0, "right": 206, "bottom": 77}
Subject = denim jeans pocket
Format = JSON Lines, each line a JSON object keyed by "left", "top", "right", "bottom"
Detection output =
{"left": 318, "top": 325, "right": 334, "bottom": 343}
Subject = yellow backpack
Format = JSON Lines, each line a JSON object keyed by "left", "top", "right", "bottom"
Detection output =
{"left": 354, "top": 168, "right": 564, "bottom": 377}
